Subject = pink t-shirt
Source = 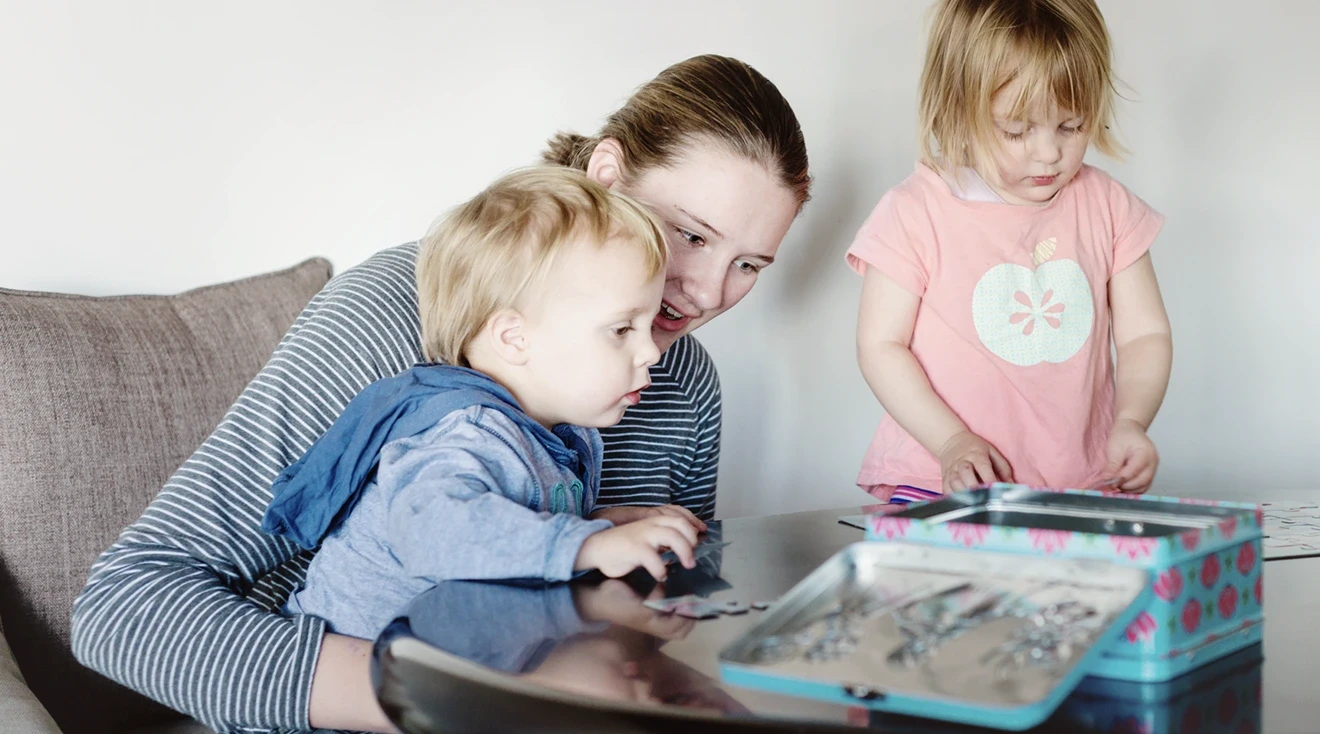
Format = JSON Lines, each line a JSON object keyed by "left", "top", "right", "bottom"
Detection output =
{"left": 847, "top": 163, "right": 1163, "bottom": 493}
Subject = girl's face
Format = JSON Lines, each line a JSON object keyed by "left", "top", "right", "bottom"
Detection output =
{"left": 608, "top": 141, "right": 799, "bottom": 353}
{"left": 983, "top": 77, "right": 1091, "bottom": 206}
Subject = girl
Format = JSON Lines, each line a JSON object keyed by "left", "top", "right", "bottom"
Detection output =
{"left": 849, "top": 0, "right": 1172, "bottom": 503}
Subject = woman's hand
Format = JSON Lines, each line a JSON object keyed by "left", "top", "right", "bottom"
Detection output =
{"left": 936, "top": 431, "right": 1013, "bottom": 493}
{"left": 590, "top": 504, "right": 706, "bottom": 534}
{"left": 1104, "top": 418, "right": 1159, "bottom": 493}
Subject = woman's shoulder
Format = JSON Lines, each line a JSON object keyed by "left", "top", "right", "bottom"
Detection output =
{"left": 317, "top": 242, "right": 419, "bottom": 305}
{"left": 650, "top": 335, "right": 720, "bottom": 408}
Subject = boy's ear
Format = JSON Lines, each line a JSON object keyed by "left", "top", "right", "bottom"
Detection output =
{"left": 586, "top": 138, "right": 627, "bottom": 190}
{"left": 486, "top": 309, "right": 530, "bottom": 366}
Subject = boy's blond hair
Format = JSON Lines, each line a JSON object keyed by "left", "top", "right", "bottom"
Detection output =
{"left": 416, "top": 166, "right": 667, "bottom": 366}
{"left": 919, "top": 0, "right": 1123, "bottom": 174}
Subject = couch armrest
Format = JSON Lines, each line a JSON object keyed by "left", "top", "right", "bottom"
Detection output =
{"left": 0, "top": 618, "right": 61, "bottom": 734}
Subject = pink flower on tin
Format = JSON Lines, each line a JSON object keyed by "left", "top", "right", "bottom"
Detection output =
{"left": 1219, "top": 585, "right": 1238, "bottom": 618}
{"left": 872, "top": 516, "right": 911, "bottom": 540}
{"left": 1236, "top": 543, "right": 1256, "bottom": 575}
{"left": 948, "top": 522, "right": 990, "bottom": 547}
{"left": 1254, "top": 576, "right": 1263, "bottom": 606}
{"left": 1219, "top": 516, "right": 1239, "bottom": 539}
{"left": 1218, "top": 688, "right": 1238, "bottom": 725}
{"left": 1182, "top": 705, "right": 1203, "bottom": 734}
{"left": 1027, "top": 528, "right": 1071, "bottom": 554}
{"left": 1153, "top": 568, "right": 1184, "bottom": 601}
{"left": 1110, "top": 535, "right": 1156, "bottom": 560}
{"left": 1180, "top": 529, "right": 1202, "bottom": 551}
{"left": 1124, "top": 611, "right": 1157, "bottom": 643}
{"left": 1202, "top": 554, "right": 1222, "bottom": 589}
{"left": 1182, "top": 598, "right": 1202, "bottom": 633}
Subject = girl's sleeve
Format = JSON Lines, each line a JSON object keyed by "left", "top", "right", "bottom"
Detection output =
{"left": 845, "top": 188, "right": 933, "bottom": 298}
{"left": 70, "top": 246, "right": 423, "bottom": 732}
{"left": 1108, "top": 178, "right": 1165, "bottom": 275}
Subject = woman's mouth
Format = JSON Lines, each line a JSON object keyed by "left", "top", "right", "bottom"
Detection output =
{"left": 653, "top": 301, "right": 691, "bottom": 332}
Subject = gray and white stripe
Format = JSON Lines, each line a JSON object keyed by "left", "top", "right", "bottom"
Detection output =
{"left": 70, "top": 242, "right": 722, "bottom": 733}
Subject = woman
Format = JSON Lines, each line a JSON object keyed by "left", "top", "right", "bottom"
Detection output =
{"left": 71, "top": 54, "right": 810, "bottom": 733}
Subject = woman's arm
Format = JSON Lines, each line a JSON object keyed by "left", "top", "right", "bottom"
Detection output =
{"left": 857, "top": 268, "right": 1012, "bottom": 491}
{"left": 71, "top": 245, "right": 423, "bottom": 732}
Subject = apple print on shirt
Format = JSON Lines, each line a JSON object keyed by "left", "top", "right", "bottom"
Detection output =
{"left": 971, "top": 237, "right": 1094, "bottom": 367}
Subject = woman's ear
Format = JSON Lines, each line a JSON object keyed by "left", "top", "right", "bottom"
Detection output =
{"left": 484, "top": 309, "right": 531, "bottom": 366}
{"left": 586, "top": 138, "right": 627, "bottom": 190}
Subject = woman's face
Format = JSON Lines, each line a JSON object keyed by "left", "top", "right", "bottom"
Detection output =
{"left": 598, "top": 141, "right": 799, "bottom": 353}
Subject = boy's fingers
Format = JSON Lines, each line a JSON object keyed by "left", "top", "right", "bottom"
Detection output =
{"left": 651, "top": 515, "right": 699, "bottom": 546}
{"left": 639, "top": 551, "right": 668, "bottom": 581}
{"left": 652, "top": 527, "right": 697, "bottom": 568}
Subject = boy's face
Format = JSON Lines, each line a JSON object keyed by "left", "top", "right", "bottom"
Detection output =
{"left": 983, "top": 78, "right": 1090, "bottom": 206}
{"left": 518, "top": 238, "right": 664, "bottom": 428}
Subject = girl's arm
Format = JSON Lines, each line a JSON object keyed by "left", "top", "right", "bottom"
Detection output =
{"left": 856, "top": 268, "right": 1012, "bottom": 491}
{"left": 1107, "top": 253, "right": 1173, "bottom": 490}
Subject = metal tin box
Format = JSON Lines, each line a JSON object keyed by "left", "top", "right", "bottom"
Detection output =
{"left": 865, "top": 484, "right": 1264, "bottom": 681}
{"left": 718, "top": 542, "right": 1149, "bottom": 730}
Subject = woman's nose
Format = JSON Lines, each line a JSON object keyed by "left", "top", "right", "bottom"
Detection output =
{"left": 683, "top": 265, "right": 724, "bottom": 313}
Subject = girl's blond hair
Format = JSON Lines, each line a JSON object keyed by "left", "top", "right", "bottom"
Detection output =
{"left": 416, "top": 166, "right": 666, "bottom": 366}
{"left": 919, "top": 0, "right": 1124, "bottom": 174}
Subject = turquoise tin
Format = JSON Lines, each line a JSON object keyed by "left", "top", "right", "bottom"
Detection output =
{"left": 718, "top": 542, "right": 1150, "bottom": 731}
{"left": 865, "top": 484, "right": 1264, "bottom": 682}
{"left": 1058, "top": 643, "right": 1263, "bottom": 733}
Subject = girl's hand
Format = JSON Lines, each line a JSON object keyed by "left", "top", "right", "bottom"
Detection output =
{"left": 590, "top": 504, "right": 707, "bottom": 534}
{"left": 937, "top": 431, "right": 1014, "bottom": 493}
{"left": 1105, "top": 418, "right": 1159, "bottom": 493}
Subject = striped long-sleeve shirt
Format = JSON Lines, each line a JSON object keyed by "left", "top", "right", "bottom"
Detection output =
{"left": 69, "top": 242, "right": 722, "bottom": 733}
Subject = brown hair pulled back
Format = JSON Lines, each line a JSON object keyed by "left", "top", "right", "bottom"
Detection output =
{"left": 542, "top": 54, "right": 811, "bottom": 212}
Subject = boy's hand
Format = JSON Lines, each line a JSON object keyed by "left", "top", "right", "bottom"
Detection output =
{"left": 589, "top": 504, "right": 707, "bottom": 534}
{"left": 1105, "top": 418, "right": 1159, "bottom": 493}
{"left": 937, "top": 430, "right": 1014, "bottom": 493}
{"left": 575, "top": 516, "right": 698, "bottom": 581}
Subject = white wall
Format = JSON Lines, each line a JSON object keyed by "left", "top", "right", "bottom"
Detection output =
{"left": 4, "top": 1, "right": 1317, "bottom": 518}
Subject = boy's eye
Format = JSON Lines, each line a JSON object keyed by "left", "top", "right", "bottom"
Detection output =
{"left": 672, "top": 226, "right": 705, "bottom": 247}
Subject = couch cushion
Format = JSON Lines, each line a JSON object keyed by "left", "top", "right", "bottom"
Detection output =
{"left": 0, "top": 258, "right": 332, "bottom": 733}
{"left": 0, "top": 615, "right": 61, "bottom": 734}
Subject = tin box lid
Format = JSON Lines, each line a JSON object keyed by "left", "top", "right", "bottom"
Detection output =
{"left": 718, "top": 542, "right": 1150, "bottom": 731}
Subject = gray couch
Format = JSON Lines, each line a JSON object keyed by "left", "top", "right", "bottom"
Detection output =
{"left": 0, "top": 258, "right": 333, "bottom": 733}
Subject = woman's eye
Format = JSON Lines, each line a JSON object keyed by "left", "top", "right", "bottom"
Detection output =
{"left": 736, "top": 260, "right": 761, "bottom": 274}
{"left": 611, "top": 326, "right": 632, "bottom": 337}
{"left": 672, "top": 226, "right": 704, "bottom": 247}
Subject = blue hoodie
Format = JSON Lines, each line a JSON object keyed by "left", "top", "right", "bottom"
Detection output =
{"left": 264, "top": 364, "right": 613, "bottom": 639}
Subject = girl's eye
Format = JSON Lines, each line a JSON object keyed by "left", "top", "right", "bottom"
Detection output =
{"left": 611, "top": 326, "right": 632, "bottom": 338}
{"left": 1002, "top": 129, "right": 1026, "bottom": 142}
{"left": 672, "top": 226, "right": 705, "bottom": 247}
{"left": 735, "top": 260, "right": 761, "bottom": 274}
{"left": 1060, "top": 123, "right": 1084, "bottom": 135}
